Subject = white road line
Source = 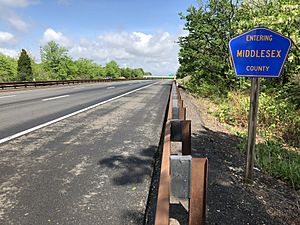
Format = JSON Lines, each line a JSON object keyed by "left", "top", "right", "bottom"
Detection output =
{"left": 42, "top": 95, "right": 70, "bottom": 101}
{"left": 106, "top": 86, "right": 115, "bottom": 89}
{"left": 0, "top": 82, "right": 159, "bottom": 144}
{"left": 0, "top": 95, "right": 16, "bottom": 99}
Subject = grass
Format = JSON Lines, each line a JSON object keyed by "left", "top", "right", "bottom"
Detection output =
{"left": 239, "top": 138, "right": 300, "bottom": 189}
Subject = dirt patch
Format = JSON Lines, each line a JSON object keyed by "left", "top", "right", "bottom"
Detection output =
{"left": 175, "top": 90, "right": 300, "bottom": 225}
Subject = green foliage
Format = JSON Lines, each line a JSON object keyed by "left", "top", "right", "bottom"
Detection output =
{"left": 40, "top": 41, "right": 70, "bottom": 75}
{"left": 238, "top": 0, "right": 300, "bottom": 85}
{"left": 104, "top": 61, "right": 121, "bottom": 78}
{"left": 184, "top": 76, "right": 228, "bottom": 100}
{"left": 17, "top": 49, "right": 33, "bottom": 81}
{"left": 178, "top": 0, "right": 241, "bottom": 90}
{"left": 1, "top": 41, "right": 147, "bottom": 82}
{"left": 75, "top": 58, "right": 104, "bottom": 79}
{"left": 0, "top": 41, "right": 150, "bottom": 82}
{"left": 239, "top": 137, "right": 300, "bottom": 189}
{"left": 214, "top": 91, "right": 249, "bottom": 125}
{"left": 178, "top": 0, "right": 300, "bottom": 107}
{"left": 121, "top": 67, "right": 146, "bottom": 79}
{"left": 179, "top": 0, "right": 300, "bottom": 143}
{"left": 215, "top": 90, "right": 300, "bottom": 146}
{"left": 177, "top": 0, "right": 300, "bottom": 190}
{"left": 0, "top": 53, "right": 17, "bottom": 82}
{"left": 32, "top": 62, "right": 55, "bottom": 81}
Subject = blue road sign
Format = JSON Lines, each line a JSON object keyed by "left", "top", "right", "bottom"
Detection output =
{"left": 229, "top": 27, "right": 291, "bottom": 78}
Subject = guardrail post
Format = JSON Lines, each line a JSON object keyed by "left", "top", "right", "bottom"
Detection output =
{"left": 189, "top": 158, "right": 208, "bottom": 225}
{"left": 182, "top": 120, "right": 191, "bottom": 155}
{"left": 179, "top": 107, "right": 186, "bottom": 120}
{"left": 178, "top": 99, "right": 183, "bottom": 108}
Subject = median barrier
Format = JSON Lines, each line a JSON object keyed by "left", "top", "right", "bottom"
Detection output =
{"left": 0, "top": 78, "right": 154, "bottom": 90}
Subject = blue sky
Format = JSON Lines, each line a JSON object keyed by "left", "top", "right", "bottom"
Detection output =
{"left": 0, "top": 0, "right": 199, "bottom": 75}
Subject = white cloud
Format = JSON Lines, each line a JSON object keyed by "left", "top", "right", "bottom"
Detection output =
{"left": 40, "top": 28, "right": 73, "bottom": 48}
{"left": 0, "top": 0, "right": 36, "bottom": 8}
{"left": 0, "top": 31, "right": 16, "bottom": 45}
{"left": 6, "top": 14, "right": 29, "bottom": 31}
{"left": 38, "top": 29, "right": 180, "bottom": 75}
{"left": 96, "top": 31, "right": 174, "bottom": 58}
{"left": 0, "top": 47, "right": 18, "bottom": 57}
{"left": 0, "top": 0, "right": 36, "bottom": 31}
{"left": 72, "top": 31, "right": 179, "bottom": 74}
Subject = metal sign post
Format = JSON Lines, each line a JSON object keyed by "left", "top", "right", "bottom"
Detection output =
{"left": 229, "top": 27, "right": 291, "bottom": 182}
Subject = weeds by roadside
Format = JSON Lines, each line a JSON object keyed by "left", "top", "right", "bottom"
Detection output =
{"left": 178, "top": 79, "right": 300, "bottom": 191}
{"left": 239, "top": 137, "right": 300, "bottom": 190}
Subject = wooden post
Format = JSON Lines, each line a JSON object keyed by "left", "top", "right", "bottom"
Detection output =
{"left": 245, "top": 78, "right": 260, "bottom": 182}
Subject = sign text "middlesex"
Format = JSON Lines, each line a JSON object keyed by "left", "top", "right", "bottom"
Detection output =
{"left": 229, "top": 28, "right": 291, "bottom": 78}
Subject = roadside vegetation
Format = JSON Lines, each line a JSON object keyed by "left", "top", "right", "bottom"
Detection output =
{"left": 0, "top": 41, "right": 151, "bottom": 82}
{"left": 177, "top": 0, "right": 300, "bottom": 189}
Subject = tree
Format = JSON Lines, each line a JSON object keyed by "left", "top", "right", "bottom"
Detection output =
{"left": 17, "top": 49, "right": 33, "bottom": 81}
{"left": 104, "top": 61, "right": 121, "bottom": 78}
{"left": 0, "top": 53, "right": 17, "bottom": 82}
{"left": 131, "top": 68, "right": 145, "bottom": 78}
{"left": 121, "top": 67, "right": 132, "bottom": 78}
{"left": 75, "top": 58, "right": 104, "bottom": 79}
{"left": 40, "top": 41, "right": 69, "bottom": 74}
{"left": 56, "top": 57, "right": 78, "bottom": 80}
{"left": 178, "top": 0, "right": 240, "bottom": 92}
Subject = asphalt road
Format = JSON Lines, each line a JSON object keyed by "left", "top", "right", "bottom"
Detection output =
{"left": 0, "top": 80, "right": 156, "bottom": 141}
{"left": 0, "top": 80, "right": 171, "bottom": 224}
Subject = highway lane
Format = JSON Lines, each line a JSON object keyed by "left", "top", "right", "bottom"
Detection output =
{"left": 0, "top": 80, "right": 156, "bottom": 141}
{"left": 0, "top": 80, "right": 171, "bottom": 224}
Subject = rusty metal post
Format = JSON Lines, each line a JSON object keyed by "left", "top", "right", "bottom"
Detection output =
{"left": 155, "top": 122, "right": 171, "bottom": 225}
{"left": 178, "top": 99, "right": 184, "bottom": 108}
{"left": 189, "top": 158, "right": 208, "bottom": 225}
{"left": 179, "top": 107, "right": 186, "bottom": 120}
{"left": 168, "top": 93, "right": 173, "bottom": 120}
{"left": 182, "top": 120, "right": 191, "bottom": 155}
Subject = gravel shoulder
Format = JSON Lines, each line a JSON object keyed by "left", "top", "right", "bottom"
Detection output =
{"left": 179, "top": 89, "right": 300, "bottom": 225}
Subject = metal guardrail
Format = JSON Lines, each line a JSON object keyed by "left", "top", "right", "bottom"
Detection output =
{"left": 0, "top": 78, "right": 153, "bottom": 89}
{"left": 155, "top": 81, "right": 208, "bottom": 225}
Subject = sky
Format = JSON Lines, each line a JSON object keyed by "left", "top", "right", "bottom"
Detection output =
{"left": 0, "top": 0, "right": 199, "bottom": 75}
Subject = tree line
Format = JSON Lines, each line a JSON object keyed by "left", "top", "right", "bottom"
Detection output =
{"left": 0, "top": 41, "right": 151, "bottom": 82}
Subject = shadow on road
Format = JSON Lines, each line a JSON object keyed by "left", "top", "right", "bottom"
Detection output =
{"left": 97, "top": 145, "right": 160, "bottom": 225}
{"left": 97, "top": 145, "right": 156, "bottom": 186}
